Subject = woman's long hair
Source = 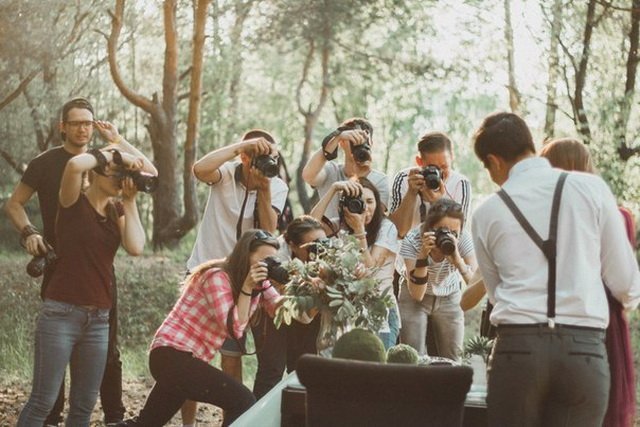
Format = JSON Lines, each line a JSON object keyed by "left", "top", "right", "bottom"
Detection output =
{"left": 185, "top": 229, "right": 280, "bottom": 302}
{"left": 540, "top": 137, "right": 595, "bottom": 173}
{"left": 340, "top": 177, "right": 384, "bottom": 247}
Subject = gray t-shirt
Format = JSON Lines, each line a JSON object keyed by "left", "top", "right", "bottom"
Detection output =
{"left": 315, "top": 162, "right": 389, "bottom": 219}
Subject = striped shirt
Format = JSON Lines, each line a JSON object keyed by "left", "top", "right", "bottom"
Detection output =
{"left": 151, "top": 268, "right": 280, "bottom": 363}
{"left": 389, "top": 167, "right": 471, "bottom": 230}
{"left": 399, "top": 228, "right": 474, "bottom": 296}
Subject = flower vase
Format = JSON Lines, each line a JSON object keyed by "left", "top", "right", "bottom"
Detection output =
{"left": 316, "top": 309, "right": 340, "bottom": 358}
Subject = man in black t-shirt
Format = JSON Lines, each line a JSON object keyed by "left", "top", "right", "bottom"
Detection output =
{"left": 5, "top": 97, "right": 156, "bottom": 426}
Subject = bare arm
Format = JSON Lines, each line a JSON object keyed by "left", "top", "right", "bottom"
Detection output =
{"left": 117, "top": 178, "right": 146, "bottom": 255}
{"left": 4, "top": 182, "right": 48, "bottom": 256}
{"left": 94, "top": 121, "right": 157, "bottom": 176}
{"left": 301, "top": 148, "right": 330, "bottom": 187}
{"left": 388, "top": 168, "right": 423, "bottom": 237}
{"left": 460, "top": 270, "right": 486, "bottom": 311}
{"left": 193, "top": 137, "right": 271, "bottom": 184}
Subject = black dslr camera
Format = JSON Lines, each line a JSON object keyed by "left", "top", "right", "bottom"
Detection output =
{"left": 306, "top": 237, "right": 331, "bottom": 258}
{"left": 421, "top": 165, "right": 442, "bottom": 190}
{"left": 27, "top": 248, "right": 57, "bottom": 278}
{"left": 433, "top": 227, "right": 456, "bottom": 255}
{"left": 339, "top": 193, "right": 365, "bottom": 214}
{"left": 263, "top": 256, "right": 290, "bottom": 284}
{"left": 116, "top": 170, "right": 159, "bottom": 193}
{"left": 253, "top": 155, "right": 279, "bottom": 178}
{"left": 350, "top": 140, "right": 372, "bottom": 163}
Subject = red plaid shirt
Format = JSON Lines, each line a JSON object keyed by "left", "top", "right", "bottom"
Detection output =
{"left": 150, "top": 268, "right": 280, "bottom": 362}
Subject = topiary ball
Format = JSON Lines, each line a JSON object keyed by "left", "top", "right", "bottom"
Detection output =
{"left": 332, "top": 328, "right": 386, "bottom": 363}
{"left": 386, "top": 343, "right": 419, "bottom": 364}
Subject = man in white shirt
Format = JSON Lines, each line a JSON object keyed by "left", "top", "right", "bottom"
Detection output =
{"left": 182, "top": 129, "right": 288, "bottom": 425}
{"left": 471, "top": 112, "right": 640, "bottom": 426}
{"left": 389, "top": 131, "right": 471, "bottom": 238}
{"left": 302, "top": 117, "right": 389, "bottom": 218}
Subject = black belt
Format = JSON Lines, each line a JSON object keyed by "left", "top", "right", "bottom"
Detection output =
{"left": 496, "top": 323, "right": 604, "bottom": 333}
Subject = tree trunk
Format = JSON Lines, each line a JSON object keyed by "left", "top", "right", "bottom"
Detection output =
{"left": 573, "top": 0, "right": 597, "bottom": 143}
{"left": 543, "top": 0, "right": 563, "bottom": 139}
{"left": 504, "top": 0, "right": 521, "bottom": 113}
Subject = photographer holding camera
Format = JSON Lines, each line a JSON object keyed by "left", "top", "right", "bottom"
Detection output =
{"left": 17, "top": 144, "right": 147, "bottom": 425}
{"left": 182, "top": 129, "right": 288, "bottom": 423}
{"left": 310, "top": 178, "right": 400, "bottom": 349}
{"left": 5, "top": 97, "right": 155, "bottom": 426}
{"left": 398, "top": 198, "right": 477, "bottom": 360}
{"left": 302, "top": 117, "right": 389, "bottom": 219}
{"left": 389, "top": 131, "right": 471, "bottom": 238}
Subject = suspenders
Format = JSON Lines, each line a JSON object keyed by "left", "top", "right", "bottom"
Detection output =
{"left": 496, "top": 172, "right": 568, "bottom": 328}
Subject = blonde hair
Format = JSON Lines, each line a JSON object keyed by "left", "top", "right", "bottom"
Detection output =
{"left": 540, "top": 137, "right": 595, "bottom": 174}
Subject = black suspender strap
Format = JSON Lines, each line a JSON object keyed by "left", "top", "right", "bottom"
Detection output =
{"left": 496, "top": 172, "right": 568, "bottom": 327}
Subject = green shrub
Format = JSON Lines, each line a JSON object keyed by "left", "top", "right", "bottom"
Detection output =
{"left": 332, "top": 328, "right": 386, "bottom": 363}
{"left": 387, "top": 344, "right": 419, "bottom": 364}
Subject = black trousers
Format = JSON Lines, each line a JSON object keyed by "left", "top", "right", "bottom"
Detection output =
{"left": 45, "top": 268, "right": 125, "bottom": 425}
{"left": 136, "top": 347, "right": 255, "bottom": 427}
{"left": 487, "top": 325, "right": 609, "bottom": 427}
{"left": 252, "top": 310, "right": 321, "bottom": 400}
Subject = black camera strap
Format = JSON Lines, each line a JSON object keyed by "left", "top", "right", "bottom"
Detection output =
{"left": 496, "top": 172, "right": 568, "bottom": 326}
{"left": 235, "top": 164, "right": 260, "bottom": 240}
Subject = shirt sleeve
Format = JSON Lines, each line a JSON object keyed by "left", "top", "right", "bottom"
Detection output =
{"left": 211, "top": 161, "right": 235, "bottom": 186}
{"left": 456, "top": 178, "right": 472, "bottom": 223}
{"left": 597, "top": 180, "right": 640, "bottom": 310}
{"left": 316, "top": 162, "right": 339, "bottom": 188}
{"left": 259, "top": 281, "right": 281, "bottom": 317}
{"left": 398, "top": 228, "right": 421, "bottom": 260}
{"left": 458, "top": 229, "right": 475, "bottom": 258}
{"left": 269, "top": 177, "right": 289, "bottom": 213}
{"left": 201, "top": 269, "right": 249, "bottom": 340}
{"left": 373, "top": 219, "right": 399, "bottom": 254}
{"left": 376, "top": 172, "right": 390, "bottom": 209}
{"left": 21, "top": 156, "right": 42, "bottom": 191}
{"left": 389, "top": 170, "right": 409, "bottom": 213}
{"left": 471, "top": 208, "right": 500, "bottom": 304}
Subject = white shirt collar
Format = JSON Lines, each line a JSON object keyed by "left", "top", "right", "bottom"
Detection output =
{"left": 508, "top": 156, "right": 551, "bottom": 179}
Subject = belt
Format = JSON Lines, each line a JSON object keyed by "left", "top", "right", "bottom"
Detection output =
{"left": 496, "top": 323, "right": 604, "bottom": 333}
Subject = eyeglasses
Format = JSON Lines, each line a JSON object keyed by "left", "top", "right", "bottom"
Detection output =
{"left": 65, "top": 120, "right": 94, "bottom": 129}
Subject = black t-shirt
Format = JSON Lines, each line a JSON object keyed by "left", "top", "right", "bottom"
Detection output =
{"left": 21, "top": 146, "right": 74, "bottom": 249}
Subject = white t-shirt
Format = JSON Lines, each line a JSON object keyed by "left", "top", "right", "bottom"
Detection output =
{"left": 186, "top": 161, "right": 288, "bottom": 270}
{"left": 315, "top": 162, "right": 389, "bottom": 219}
{"left": 389, "top": 167, "right": 471, "bottom": 230}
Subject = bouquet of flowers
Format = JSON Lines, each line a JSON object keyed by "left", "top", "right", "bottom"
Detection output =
{"left": 274, "top": 233, "right": 393, "bottom": 346}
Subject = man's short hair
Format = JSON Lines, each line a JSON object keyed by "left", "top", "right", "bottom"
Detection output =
{"left": 61, "top": 97, "right": 94, "bottom": 123}
{"left": 242, "top": 129, "right": 276, "bottom": 144}
{"left": 340, "top": 117, "right": 373, "bottom": 141}
{"left": 473, "top": 112, "right": 535, "bottom": 164}
{"left": 417, "top": 131, "right": 452, "bottom": 154}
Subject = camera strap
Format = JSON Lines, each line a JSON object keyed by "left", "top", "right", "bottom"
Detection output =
{"left": 235, "top": 164, "right": 260, "bottom": 240}
{"left": 497, "top": 172, "right": 568, "bottom": 327}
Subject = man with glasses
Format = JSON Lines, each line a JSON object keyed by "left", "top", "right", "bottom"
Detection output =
{"left": 4, "top": 97, "right": 156, "bottom": 426}
{"left": 182, "top": 129, "right": 288, "bottom": 424}
{"left": 471, "top": 112, "right": 640, "bottom": 426}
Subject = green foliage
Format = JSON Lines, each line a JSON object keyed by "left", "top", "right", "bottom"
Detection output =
{"left": 332, "top": 328, "right": 386, "bottom": 363}
{"left": 386, "top": 343, "right": 419, "bottom": 364}
{"left": 462, "top": 335, "right": 494, "bottom": 364}
{"left": 275, "top": 233, "right": 393, "bottom": 337}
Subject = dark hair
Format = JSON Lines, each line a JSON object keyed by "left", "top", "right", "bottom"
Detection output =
{"left": 473, "top": 112, "right": 535, "bottom": 165}
{"left": 340, "top": 177, "right": 384, "bottom": 247}
{"left": 540, "top": 137, "right": 595, "bottom": 173}
{"left": 61, "top": 97, "right": 94, "bottom": 123}
{"left": 340, "top": 117, "right": 374, "bottom": 142}
{"left": 284, "top": 215, "right": 324, "bottom": 245}
{"left": 187, "top": 229, "right": 279, "bottom": 302}
{"left": 421, "top": 198, "right": 465, "bottom": 232}
{"left": 242, "top": 129, "right": 276, "bottom": 145}
{"left": 417, "top": 131, "right": 452, "bottom": 154}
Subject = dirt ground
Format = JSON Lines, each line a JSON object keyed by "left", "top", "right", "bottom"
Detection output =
{"left": 0, "top": 377, "right": 223, "bottom": 426}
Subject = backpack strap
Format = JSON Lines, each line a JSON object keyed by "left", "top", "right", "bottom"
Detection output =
{"left": 496, "top": 172, "right": 568, "bottom": 327}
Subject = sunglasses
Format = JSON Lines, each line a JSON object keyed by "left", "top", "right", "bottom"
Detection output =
{"left": 254, "top": 230, "right": 275, "bottom": 241}
{"left": 428, "top": 201, "right": 463, "bottom": 215}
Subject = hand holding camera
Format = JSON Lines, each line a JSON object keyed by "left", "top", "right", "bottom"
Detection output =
{"left": 25, "top": 239, "right": 57, "bottom": 278}
{"left": 338, "top": 129, "right": 371, "bottom": 164}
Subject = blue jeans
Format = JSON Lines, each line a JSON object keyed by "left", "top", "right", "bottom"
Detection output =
{"left": 378, "top": 305, "right": 400, "bottom": 350}
{"left": 18, "top": 299, "right": 109, "bottom": 427}
{"left": 398, "top": 286, "right": 464, "bottom": 360}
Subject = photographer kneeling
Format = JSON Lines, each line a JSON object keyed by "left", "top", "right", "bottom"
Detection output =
{"left": 18, "top": 148, "right": 147, "bottom": 426}
{"left": 398, "top": 198, "right": 477, "bottom": 360}
{"left": 310, "top": 178, "right": 400, "bottom": 349}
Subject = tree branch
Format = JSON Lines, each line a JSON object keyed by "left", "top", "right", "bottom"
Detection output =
{"left": 0, "top": 69, "right": 40, "bottom": 111}
{"left": 296, "top": 39, "right": 315, "bottom": 117}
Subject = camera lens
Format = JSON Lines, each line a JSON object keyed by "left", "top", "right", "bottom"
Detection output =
{"left": 350, "top": 142, "right": 371, "bottom": 163}
{"left": 254, "top": 155, "right": 279, "bottom": 178}
{"left": 434, "top": 228, "right": 456, "bottom": 255}
{"left": 421, "top": 166, "right": 442, "bottom": 190}
{"left": 341, "top": 195, "right": 365, "bottom": 214}
{"left": 264, "top": 256, "right": 289, "bottom": 284}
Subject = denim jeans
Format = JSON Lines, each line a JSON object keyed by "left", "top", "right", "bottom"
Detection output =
{"left": 378, "top": 305, "right": 400, "bottom": 350}
{"left": 18, "top": 299, "right": 109, "bottom": 427}
{"left": 398, "top": 285, "right": 464, "bottom": 360}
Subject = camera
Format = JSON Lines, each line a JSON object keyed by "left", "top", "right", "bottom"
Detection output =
{"left": 339, "top": 194, "right": 365, "bottom": 214}
{"left": 421, "top": 165, "right": 442, "bottom": 190}
{"left": 253, "top": 155, "right": 279, "bottom": 178}
{"left": 263, "top": 256, "right": 290, "bottom": 284}
{"left": 27, "top": 249, "right": 57, "bottom": 278}
{"left": 350, "top": 141, "right": 372, "bottom": 163}
{"left": 116, "top": 170, "right": 159, "bottom": 193}
{"left": 306, "top": 237, "right": 331, "bottom": 258}
{"left": 433, "top": 227, "right": 456, "bottom": 255}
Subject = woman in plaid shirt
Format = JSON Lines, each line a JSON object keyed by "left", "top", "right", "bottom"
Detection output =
{"left": 120, "top": 229, "right": 283, "bottom": 426}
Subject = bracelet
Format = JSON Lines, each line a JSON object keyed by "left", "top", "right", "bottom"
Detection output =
{"left": 415, "top": 258, "right": 429, "bottom": 268}
{"left": 321, "top": 130, "right": 341, "bottom": 161}
{"left": 20, "top": 224, "right": 40, "bottom": 240}
{"left": 353, "top": 231, "right": 367, "bottom": 239}
{"left": 109, "top": 149, "right": 123, "bottom": 166}
{"left": 88, "top": 148, "right": 108, "bottom": 174}
{"left": 240, "top": 288, "right": 253, "bottom": 297}
{"left": 409, "top": 269, "right": 428, "bottom": 285}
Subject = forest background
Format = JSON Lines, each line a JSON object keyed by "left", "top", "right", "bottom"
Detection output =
{"left": 0, "top": 0, "right": 639, "bottom": 423}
